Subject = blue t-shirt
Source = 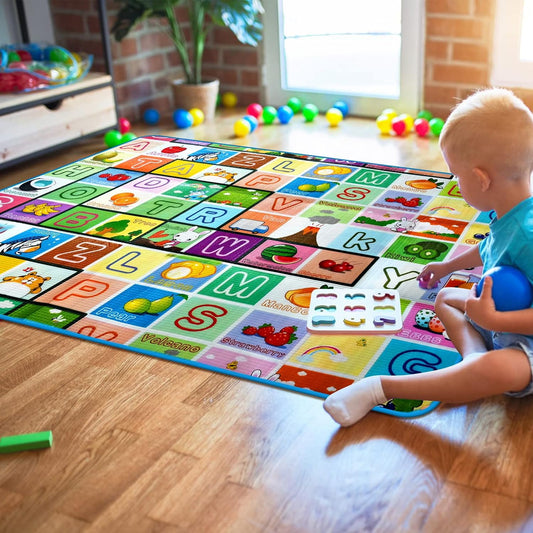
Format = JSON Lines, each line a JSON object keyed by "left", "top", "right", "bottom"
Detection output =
{"left": 478, "top": 197, "right": 533, "bottom": 289}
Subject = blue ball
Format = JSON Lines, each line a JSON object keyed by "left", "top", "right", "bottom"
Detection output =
{"left": 143, "top": 108, "right": 160, "bottom": 125}
{"left": 277, "top": 105, "right": 294, "bottom": 124}
{"left": 243, "top": 114, "right": 259, "bottom": 132}
{"left": 333, "top": 100, "right": 349, "bottom": 117}
{"left": 476, "top": 265, "right": 533, "bottom": 311}
{"left": 173, "top": 109, "right": 194, "bottom": 129}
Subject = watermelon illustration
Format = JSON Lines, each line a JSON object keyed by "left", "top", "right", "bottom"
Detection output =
{"left": 272, "top": 255, "right": 301, "bottom": 265}
{"left": 261, "top": 244, "right": 298, "bottom": 261}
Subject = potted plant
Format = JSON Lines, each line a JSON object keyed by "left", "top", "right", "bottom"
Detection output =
{"left": 111, "top": 0, "right": 264, "bottom": 120}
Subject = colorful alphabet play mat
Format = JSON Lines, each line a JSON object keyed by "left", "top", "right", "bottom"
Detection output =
{"left": 0, "top": 136, "right": 488, "bottom": 417}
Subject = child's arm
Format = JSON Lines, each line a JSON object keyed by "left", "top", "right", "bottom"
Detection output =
{"left": 418, "top": 245, "right": 483, "bottom": 288}
{"left": 465, "top": 276, "right": 533, "bottom": 335}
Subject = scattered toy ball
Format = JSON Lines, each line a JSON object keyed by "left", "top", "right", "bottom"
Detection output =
{"left": 277, "top": 105, "right": 294, "bottom": 124}
{"left": 118, "top": 117, "right": 131, "bottom": 134}
{"left": 333, "top": 100, "right": 349, "bottom": 117}
{"left": 398, "top": 113, "right": 414, "bottom": 132}
{"left": 104, "top": 129, "right": 123, "bottom": 148}
{"left": 429, "top": 117, "right": 445, "bottom": 136}
{"left": 173, "top": 109, "right": 194, "bottom": 129}
{"left": 143, "top": 108, "right": 160, "bottom": 125}
{"left": 262, "top": 105, "right": 278, "bottom": 124}
{"left": 287, "top": 96, "right": 302, "bottom": 113}
{"left": 391, "top": 116, "right": 407, "bottom": 136}
{"left": 326, "top": 107, "right": 343, "bottom": 126}
{"left": 222, "top": 91, "right": 238, "bottom": 108}
{"left": 414, "top": 117, "right": 430, "bottom": 137}
{"left": 121, "top": 132, "right": 137, "bottom": 142}
{"left": 381, "top": 108, "right": 398, "bottom": 120}
{"left": 243, "top": 114, "right": 259, "bottom": 132}
{"left": 189, "top": 107, "right": 205, "bottom": 126}
{"left": 376, "top": 114, "right": 392, "bottom": 134}
{"left": 234, "top": 118, "right": 251, "bottom": 137}
{"left": 417, "top": 109, "right": 433, "bottom": 121}
{"left": 302, "top": 103, "right": 319, "bottom": 122}
{"left": 246, "top": 102, "right": 263, "bottom": 118}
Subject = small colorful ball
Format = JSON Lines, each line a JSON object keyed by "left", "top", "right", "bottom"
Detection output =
{"left": 381, "top": 108, "right": 398, "bottom": 120}
{"left": 173, "top": 109, "right": 194, "bottom": 129}
{"left": 104, "top": 129, "right": 123, "bottom": 148}
{"left": 414, "top": 117, "right": 430, "bottom": 137}
{"left": 189, "top": 107, "right": 205, "bottom": 126}
{"left": 262, "top": 105, "right": 278, "bottom": 124}
{"left": 118, "top": 117, "right": 131, "bottom": 134}
{"left": 287, "top": 97, "right": 302, "bottom": 113}
{"left": 428, "top": 315, "right": 445, "bottom": 334}
{"left": 121, "top": 132, "right": 137, "bottom": 142}
{"left": 302, "top": 103, "right": 319, "bottom": 122}
{"left": 277, "top": 105, "right": 294, "bottom": 124}
{"left": 398, "top": 113, "right": 414, "bottom": 132}
{"left": 234, "top": 118, "right": 251, "bottom": 137}
{"left": 326, "top": 107, "right": 343, "bottom": 126}
{"left": 222, "top": 91, "right": 238, "bottom": 108}
{"left": 429, "top": 117, "right": 445, "bottom": 136}
{"left": 143, "top": 108, "right": 160, "bottom": 125}
{"left": 415, "top": 309, "right": 436, "bottom": 329}
{"left": 243, "top": 114, "right": 259, "bottom": 132}
{"left": 246, "top": 102, "right": 263, "bottom": 118}
{"left": 417, "top": 109, "right": 433, "bottom": 121}
{"left": 391, "top": 116, "right": 407, "bottom": 136}
{"left": 333, "top": 100, "right": 349, "bottom": 117}
{"left": 376, "top": 114, "right": 392, "bottom": 134}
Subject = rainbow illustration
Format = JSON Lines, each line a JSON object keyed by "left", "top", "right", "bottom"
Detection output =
{"left": 298, "top": 345, "right": 345, "bottom": 363}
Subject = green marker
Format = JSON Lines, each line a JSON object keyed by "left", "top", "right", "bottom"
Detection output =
{"left": 0, "top": 431, "right": 53, "bottom": 453}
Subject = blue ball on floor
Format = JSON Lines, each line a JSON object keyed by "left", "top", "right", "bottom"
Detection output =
{"left": 173, "top": 109, "right": 194, "bottom": 129}
{"left": 143, "top": 108, "right": 160, "bottom": 125}
{"left": 333, "top": 100, "right": 349, "bottom": 117}
{"left": 277, "top": 105, "right": 294, "bottom": 124}
{"left": 476, "top": 265, "right": 533, "bottom": 311}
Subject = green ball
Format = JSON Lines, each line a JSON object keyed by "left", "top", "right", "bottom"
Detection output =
{"left": 48, "top": 47, "right": 70, "bottom": 64}
{"left": 121, "top": 132, "right": 137, "bottom": 142}
{"left": 429, "top": 117, "right": 445, "bottom": 136}
{"left": 104, "top": 129, "right": 123, "bottom": 148}
{"left": 262, "top": 105, "right": 277, "bottom": 124}
{"left": 417, "top": 109, "right": 433, "bottom": 121}
{"left": 287, "top": 97, "right": 302, "bottom": 113}
{"left": 302, "top": 103, "right": 319, "bottom": 122}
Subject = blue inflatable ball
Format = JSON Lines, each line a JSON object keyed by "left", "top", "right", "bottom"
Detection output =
{"left": 243, "top": 114, "right": 259, "bottom": 132}
{"left": 173, "top": 109, "right": 194, "bottom": 129}
{"left": 277, "top": 105, "right": 294, "bottom": 124}
{"left": 333, "top": 100, "right": 349, "bottom": 117}
{"left": 143, "top": 108, "right": 160, "bottom": 125}
{"left": 476, "top": 265, "right": 533, "bottom": 311}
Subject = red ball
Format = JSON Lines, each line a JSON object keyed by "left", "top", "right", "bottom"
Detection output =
{"left": 246, "top": 103, "right": 263, "bottom": 119}
{"left": 414, "top": 118, "right": 430, "bottom": 137}
{"left": 118, "top": 117, "right": 131, "bottom": 134}
{"left": 391, "top": 117, "right": 407, "bottom": 136}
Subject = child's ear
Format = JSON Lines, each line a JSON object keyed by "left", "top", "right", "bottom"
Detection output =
{"left": 473, "top": 167, "right": 491, "bottom": 192}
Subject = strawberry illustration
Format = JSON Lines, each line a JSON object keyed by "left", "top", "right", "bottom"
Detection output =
{"left": 265, "top": 330, "right": 296, "bottom": 346}
{"left": 257, "top": 323, "right": 275, "bottom": 337}
{"left": 242, "top": 325, "right": 257, "bottom": 335}
{"left": 279, "top": 326, "right": 297, "bottom": 335}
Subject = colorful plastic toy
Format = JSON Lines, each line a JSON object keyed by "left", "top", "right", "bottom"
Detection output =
{"left": 287, "top": 97, "right": 302, "bottom": 113}
{"left": 333, "top": 100, "right": 349, "bottom": 117}
{"left": 222, "top": 91, "right": 238, "bottom": 108}
{"left": 173, "top": 109, "right": 193, "bottom": 129}
{"left": 143, "top": 108, "right": 160, "bottom": 125}
{"left": 391, "top": 116, "right": 407, "bottom": 136}
{"left": 476, "top": 265, "right": 533, "bottom": 311}
{"left": 246, "top": 102, "right": 263, "bottom": 118}
{"left": 104, "top": 129, "right": 123, "bottom": 148}
{"left": 429, "top": 117, "right": 445, "bottom": 136}
{"left": 326, "top": 107, "right": 343, "bottom": 126}
{"left": 302, "top": 103, "right": 319, "bottom": 122}
{"left": 262, "top": 105, "right": 278, "bottom": 124}
{"left": 0, "top": 430, "right": 53, "bottom": 453}
{"left": 189, "top": 107, "right": 205, "bottom": 126}
{"left": 118, "top": 117, "right": 131, "bottom": 134}
{"left": 277, "top": 105, "right": 294, "bottom": 124}
{"left": 414, "top": 117, "right": 430, "bottom": 137}
{"left": 0, "top": 43, "right": 92, "bottom": 93}
{"left": 234, "top": 118, "right": 251, "bottom": 137}
{"left": 376, "top": 114, "right": 392, "bottom": 134}
{"left": 243, "top": 114, "right": 258, "bottom": 132}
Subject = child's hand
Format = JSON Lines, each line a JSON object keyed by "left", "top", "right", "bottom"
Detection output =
{"left": 418, "top": 262, "right": 449, "bottom": 289}
{"left": 465, "top": 276, "right": 499, "bottom": 330}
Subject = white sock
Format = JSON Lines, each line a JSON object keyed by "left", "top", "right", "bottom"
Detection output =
{"left": 323, "top": 376, "right": 387, "bottom": 427}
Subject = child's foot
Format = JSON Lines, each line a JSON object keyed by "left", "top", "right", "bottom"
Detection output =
{"left": 323, "top": 375, "right": 387, "bottom": 427}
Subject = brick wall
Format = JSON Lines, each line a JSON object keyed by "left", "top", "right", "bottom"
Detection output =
{"left": 49, "top": 0, "right": 532, "bottom": 122}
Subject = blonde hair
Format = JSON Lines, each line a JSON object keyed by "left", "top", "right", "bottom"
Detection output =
{"left": 439, "top": 88, "right": 533, "bottom": 180}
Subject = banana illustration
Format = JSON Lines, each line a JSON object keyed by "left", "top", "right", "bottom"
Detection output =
{"left": 22, "top": 203, "right": 61, "bottom": 216}
{"left": 92, "top": 150, "right": 122, "bottom": 163}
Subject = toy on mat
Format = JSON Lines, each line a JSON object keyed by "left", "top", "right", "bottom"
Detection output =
{"left": 0, "top": 430, "right": 53, "bottom": 453}
{"left": 307, "top": 289, "right": 403, "bottom": 334}
{"left": 476, "top": 265, "right": 533, "bottom": 312}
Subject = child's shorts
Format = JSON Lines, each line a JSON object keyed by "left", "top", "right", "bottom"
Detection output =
{"left": 466, "top": 315, "right": 533, "bottom": 398}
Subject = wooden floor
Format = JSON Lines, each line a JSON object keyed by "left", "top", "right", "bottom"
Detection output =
{"left": 2, "top": 110, "right": 533, "bottom": 532}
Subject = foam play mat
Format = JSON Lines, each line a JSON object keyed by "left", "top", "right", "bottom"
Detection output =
{"left": 0, "top": 136, "right": 487, "bottom": 417}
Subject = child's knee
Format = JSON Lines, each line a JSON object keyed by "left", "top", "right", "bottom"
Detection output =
{"left": 435, "top": 287, "right": 467, "bottom": 315}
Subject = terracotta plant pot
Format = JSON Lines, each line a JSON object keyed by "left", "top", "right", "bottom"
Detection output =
{"left": 171, "top": 78, "right": 220, "bottom": 121}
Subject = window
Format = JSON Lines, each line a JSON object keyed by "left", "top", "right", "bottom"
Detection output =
{"left": 262, "top": 0, "right": 425, "bottom": 117}
{"left": 491, "top": 0, "right": 533, "bottom": 88}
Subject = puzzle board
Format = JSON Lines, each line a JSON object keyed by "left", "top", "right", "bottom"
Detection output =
{"left": 0, "top": 136, "right": 486, "bottom": 418}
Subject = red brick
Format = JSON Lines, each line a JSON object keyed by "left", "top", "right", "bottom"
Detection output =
{"left": 432, "top": 63, "right": 488, "bottom": 85}
{"left": 51, "top": 13, "right": 85, "bottom": 33}
{"left": 426, "top": 16, "right": 486, "bottom": 40}
{"left": 425, "top": 39, "right": 450, "bottom": 60}
{"left": 222, "top": 48, "right": 259, "bottom": 67}
{"left": 426, "top": 0, "right": 473, "bottom": 15}
{"left": 424, "top": 84, "right": 460, "bottom": 104}
{"left": 240, "top": 69, "right": 259, "bottom": 87}
{"left": 213, "top": 27, "right": 240, "bottom": 45}
{"left": 452, "top": 42, "right": 489, "bottom": 63}
{"left": 475, "top": 0, "right": 495, "bottom": 16}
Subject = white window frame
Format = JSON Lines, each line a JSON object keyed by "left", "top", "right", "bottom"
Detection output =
{"left": 491, "top": 0, "right": 533, "bottom": 89}
{"left": 261, "top": 0, "right": 425, "bottom": 117}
